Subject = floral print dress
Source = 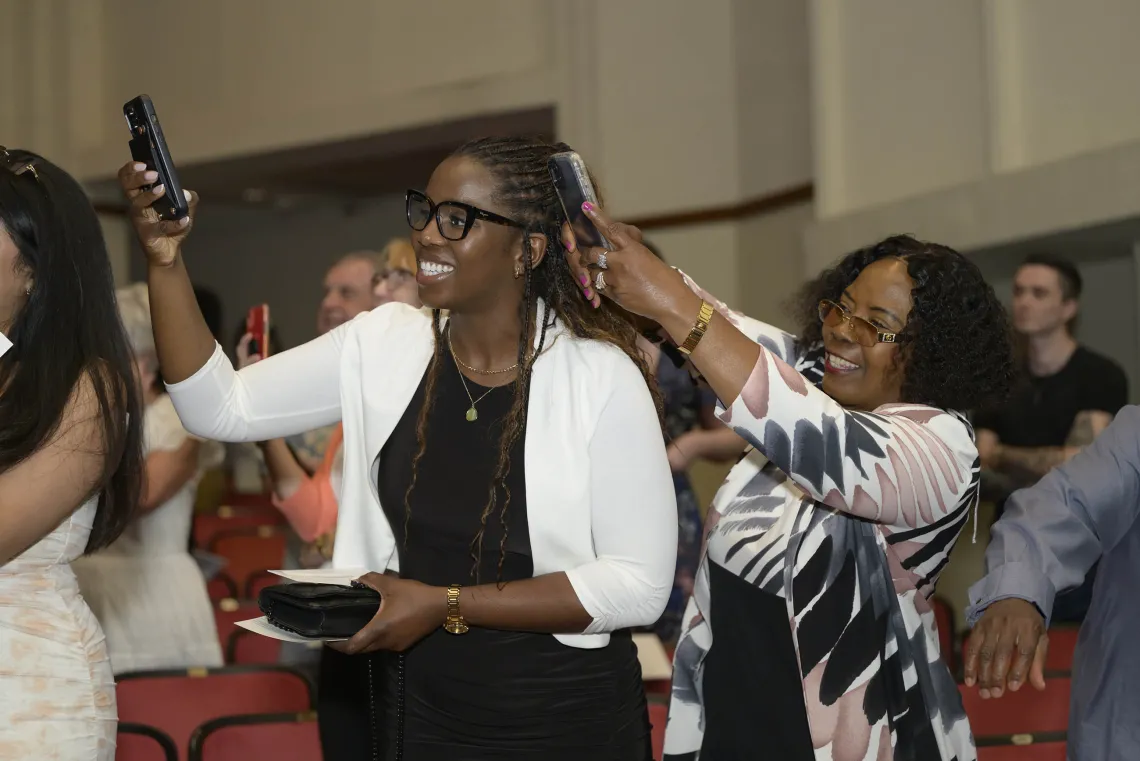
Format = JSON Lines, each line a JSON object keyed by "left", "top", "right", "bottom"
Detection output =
{"left": 663, "top": 283, "right": 978, "bottom": 761}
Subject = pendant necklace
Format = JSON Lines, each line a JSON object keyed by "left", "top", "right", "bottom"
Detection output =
{"left": 448, "top": 329, "right": 504, "bottom": 422}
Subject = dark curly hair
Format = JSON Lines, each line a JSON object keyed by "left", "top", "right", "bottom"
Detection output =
{"left": 402, "top": 136, "right": 661, "bottom": 583}
{"left": 790, "top": 234, "right": 1014, "bottom": 412}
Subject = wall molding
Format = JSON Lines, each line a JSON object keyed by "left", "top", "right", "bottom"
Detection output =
{"left": 625, "top": 183, "right": 814, "bottom": 231}
{"left": 94, "top": 182, "right": 817, "bottom": 227}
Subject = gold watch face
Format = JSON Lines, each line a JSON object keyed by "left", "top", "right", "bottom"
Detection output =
{"left": 444, "top": 619, "right": 469, "bottom": 635}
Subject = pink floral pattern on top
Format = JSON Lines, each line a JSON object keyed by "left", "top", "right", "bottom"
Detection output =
{"left": 0, "top": 498, "right": 116, "bottom": 760}
{"left": 663, "top": 274, "right": 978, "bottom": 761}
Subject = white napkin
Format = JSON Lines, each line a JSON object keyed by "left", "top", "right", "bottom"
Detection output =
{"left": 268, "top": 567, "right": 369, "bottom": 586}
{"left": 236, "top": 616, "right": 347, "bottom": 644}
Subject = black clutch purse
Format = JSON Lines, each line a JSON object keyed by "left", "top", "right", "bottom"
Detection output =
{"left": 258, "top": 582, "right": 381, "bottom": 639}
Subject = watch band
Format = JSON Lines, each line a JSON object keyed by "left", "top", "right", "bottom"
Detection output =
{"left": 444, "top": 584, "right": 469, "bottom": 634}
{"left": 678, "top": 300, "right": 715, "bottom": 356}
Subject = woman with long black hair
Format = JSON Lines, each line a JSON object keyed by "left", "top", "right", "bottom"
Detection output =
{"left": 0, "top": 148, "right": 144, "bottom": 759}
{"left": 117, "top": 137, "right": 676, "bottom": 761}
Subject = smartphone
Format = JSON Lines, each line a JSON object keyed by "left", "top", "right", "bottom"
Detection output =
{"left": 123, "top": 94, "right": 189, "bottom": 221}
{"left": 246, "top": 304, "right": 270, "bottom": 359}
{"left": 548, "top": 151, "right": 611, "bottom": 250}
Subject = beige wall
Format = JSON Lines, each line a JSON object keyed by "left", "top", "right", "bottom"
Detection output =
{"left": 1, "top": 0, "right": 813, "bottom": 292}
{"left": 4, "top": 0, "right": 559, "bottom": 177}
{"left": 806, "top": 0, "right": 1140, "bottom": 269}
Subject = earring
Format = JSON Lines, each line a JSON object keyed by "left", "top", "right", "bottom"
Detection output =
{"left": 514, "top": 264, "right": 523, "bottom": 279}
{"left": 24, "top": 285, "right": 31, "bottom": 296}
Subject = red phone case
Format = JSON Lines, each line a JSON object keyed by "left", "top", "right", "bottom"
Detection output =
{"left": 246, "top": 304, "right": 270, "bottom": 358}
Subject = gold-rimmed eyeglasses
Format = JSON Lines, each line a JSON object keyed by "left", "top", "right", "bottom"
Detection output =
{"left": 818, "top": 299, "right": 899, "bottom": 347}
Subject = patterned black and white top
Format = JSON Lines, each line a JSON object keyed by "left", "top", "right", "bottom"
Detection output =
{"left": 664, "top": 278, "right": 978, "bottom": 761}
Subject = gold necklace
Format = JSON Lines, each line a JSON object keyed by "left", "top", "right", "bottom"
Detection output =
{"left": 449, "top": 345, "right": 500, "bottom": 422}
{"left": 447, "top": 329, "right": 519, "bottom": 375}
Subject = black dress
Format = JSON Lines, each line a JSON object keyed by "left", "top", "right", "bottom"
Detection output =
{"left": 320, "top": 349, "right": 650, "bottom": 761}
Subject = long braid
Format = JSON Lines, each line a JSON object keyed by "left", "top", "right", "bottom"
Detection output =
{"left": 401, "top": 309, "right": 444, "bottom": 548}
{"left": 468, "top": 229, "right": 537, "bottom": 582}
{"left": 448, "top": 136, "right": 663, "bottom": 585}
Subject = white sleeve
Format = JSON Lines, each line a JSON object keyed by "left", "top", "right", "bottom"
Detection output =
{"left": 165, "top": 320, "right": 348, "bottom": 443}
{"left": 564, "top": 357, "right": 678, "bottom": 633}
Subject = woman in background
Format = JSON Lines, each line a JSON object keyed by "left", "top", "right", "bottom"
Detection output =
{"left": 373, "top": 236, "right": 422, "bottom": 309}
{"left": 74, "top": 283, "right": 225, "bottom": 674}
{"left": 0, "top": 147, "right": 144, "bottom": 760}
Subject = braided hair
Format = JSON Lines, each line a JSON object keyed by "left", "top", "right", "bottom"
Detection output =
{"left": 401, "top": 136, "right": 662, "bottom": 583}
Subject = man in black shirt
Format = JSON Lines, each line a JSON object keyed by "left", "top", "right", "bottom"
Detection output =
{"left": 975, "top": 254, "right": 1128, "bottom": 620}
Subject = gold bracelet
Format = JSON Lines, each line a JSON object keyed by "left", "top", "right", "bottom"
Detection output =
{"left": 443, "top": 584, "right": 469, "bottom": 634}
{"left": 678, "top": 300, "right": 715, "bottom": 356}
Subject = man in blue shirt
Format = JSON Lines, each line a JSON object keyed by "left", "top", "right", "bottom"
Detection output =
{"left": 965, "top": 404, "right": 1140, "bottom": 760}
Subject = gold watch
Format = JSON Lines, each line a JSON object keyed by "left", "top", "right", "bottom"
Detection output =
{"left": 443, "top": 584, "right": 469, "bottom": 635}
{"left": 678, "top": 300, "right": 715, "bottom": 355}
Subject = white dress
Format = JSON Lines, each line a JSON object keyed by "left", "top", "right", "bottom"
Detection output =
{"left": 0, "top": 497, "right": 117, "bottom": 760}
{"left": 74, "top": 395, "right": 224, "bottom": 674}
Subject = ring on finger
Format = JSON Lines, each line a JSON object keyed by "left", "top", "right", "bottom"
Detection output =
{"left": 595, "top": 271, "right": 607, "bottom": 291}
{"left": 596, "top": 249, "right": 609, "bottom": 269}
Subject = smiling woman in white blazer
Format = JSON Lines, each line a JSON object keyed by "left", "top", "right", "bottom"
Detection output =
{"left": 116, "top": 136, "right": 676, "bottom": 761}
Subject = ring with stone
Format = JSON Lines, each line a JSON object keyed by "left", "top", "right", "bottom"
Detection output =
{"left": 595, "top": 271, "right": 607, "bottom": 291}
{"left": 596, "top": 249, "right": 609, "bottom": 269}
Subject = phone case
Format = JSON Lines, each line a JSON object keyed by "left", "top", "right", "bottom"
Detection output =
{"left": 123, "top": 94, "right": 189, "bottom": 221}
{"left": 246, "top": 304, "right": 270, "bottom": 358}
{"left": 549, "top": 152, "right": 611, "bottom": 250}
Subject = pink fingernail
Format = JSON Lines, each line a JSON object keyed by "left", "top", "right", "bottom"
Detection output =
{"left": 582, "top": 201, "right": 593, "bottom": 212}
{"left": 579, "top": 274, "right": 589, "bottom": 286}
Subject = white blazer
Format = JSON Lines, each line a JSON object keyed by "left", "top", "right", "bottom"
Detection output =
{"left": 167, "top": 302, "right": 677, "bottom": 648}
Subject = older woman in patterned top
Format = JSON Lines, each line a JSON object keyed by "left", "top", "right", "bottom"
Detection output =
{"left": 566, "top": 208, "right": 1014, "bottom": 761}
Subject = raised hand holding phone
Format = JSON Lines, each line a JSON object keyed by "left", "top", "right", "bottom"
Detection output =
{"left": 119, "top": 96, "right": 198, "bottom": 268}
{"left": 123, "top": 95, "right": 189, "bottom": 221}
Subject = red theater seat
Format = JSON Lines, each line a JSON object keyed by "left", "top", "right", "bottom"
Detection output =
{"left": 117, "top": 723, "right": 178, "bottom": 761}
{"left": 116, "top": 666, "right": 313, "bottom": 761}
{"left": 208, "top": 527, "right": 287, "bottom": 594}
{"left": 188, "top": 712, "right": 320, "bottom": 761}
{"left": 648, "top": 702, "right": 667, "bottom": 761}
{"left": 976, "top": 732, "right": 1067, "bottom": 761}
{"left": 227, "top": 628, "right": 284, "bottom": 665}
{"left": 958, "top": 676, "right": 1070, "bottom": 737}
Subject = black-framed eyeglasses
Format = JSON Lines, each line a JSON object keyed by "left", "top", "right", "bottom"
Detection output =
{"left": 405, "top": 189, "right": 522, "bottom": 241}
{"left": 818, "top": 299, "right": 899, "bottom": 347}
{"left": 0, "top": 146, "right": 39, "bottom": 180}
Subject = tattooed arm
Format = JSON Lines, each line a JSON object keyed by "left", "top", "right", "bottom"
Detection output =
{"left": 989, "top": 410, "right": 1114, "bottom": 486}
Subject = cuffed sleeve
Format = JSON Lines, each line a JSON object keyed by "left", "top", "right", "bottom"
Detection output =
{"left": 967, "top": 404, "right": 1140, "bottom": 626}
{"left": 564, "top": 356, "right": 677, "bottom": 633}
